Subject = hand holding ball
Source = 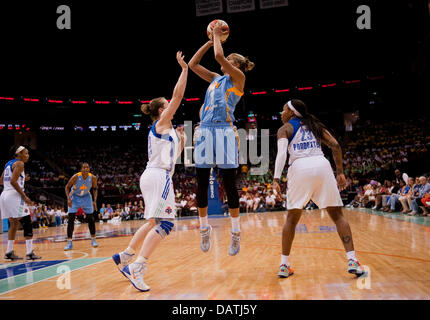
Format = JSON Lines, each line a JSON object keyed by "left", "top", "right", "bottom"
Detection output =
{"left": 207, "top": 19, "right": 229, "bottom": 43}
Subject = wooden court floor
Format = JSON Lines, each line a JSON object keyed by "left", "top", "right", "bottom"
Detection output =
{"left": 0, "top": 208, "right": 429, "bottom": 300}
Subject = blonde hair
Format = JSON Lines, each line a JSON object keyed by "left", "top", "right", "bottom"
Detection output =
{"left": 141, "top": 97, "right": 166, "bottom": 121}
{"left": 229, "top": 53, "right": 255, "bottom": 72}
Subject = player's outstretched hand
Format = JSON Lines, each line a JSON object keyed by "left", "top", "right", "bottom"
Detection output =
{"left": 337, "top": 174, "right": 347, "bottom": 191}
{"left": 176, "top": 51, "right": 188, "bottom": 69}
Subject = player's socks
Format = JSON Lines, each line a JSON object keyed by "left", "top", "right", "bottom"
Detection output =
{"left": 346, "top": 250, "right": 356, "bottom": 261}
{"left": 6, "top": 240, "right": 14, "bottom": 254}
{"left": 26, "top": 240, "right": 33, "bottom": 255}
{"left": 230, "top": 216, "right": 240, "bottom": 232}
{"left": 199, "top": 215, "right": 208, "bottom": 229}
{"left": 281, "top": 254, "right": 289, "bottom": 266}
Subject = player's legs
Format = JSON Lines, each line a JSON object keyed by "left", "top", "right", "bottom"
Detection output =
{"left": 19, "top": 215, "right": 41, "bottom": 260}
{"left": 220, "top": 168, "right": 241, "bottom": 255}
{"left": 325, "top": 206, "right": 366, "bottom": 276}
{"left": 64, "top": 212, "right": 76, "bottom": 250}
{"left": 278, "top": 209, "right": 302, "bottom": 278}
{"left": 4, "top": 217, "right": 22, "bottom": 260}
{"left": 113, "top": 219, "right": 155, "bottom": 269}
{"left": 85, "top": 213, "right": 98, "bottom": 247}
{"left": 195, "top": 167, "right": 212, "bottom": 252}
{"left": 121, "top": 219, "right": 174, "bottom": 292}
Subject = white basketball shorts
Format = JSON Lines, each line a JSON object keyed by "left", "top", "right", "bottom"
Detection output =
{"left": 140, "top": 167, "right": 176, "bottom": 220}
{"left": 286, "top": 156, "right": 343, "bottom": 210}
{"left": 0, "top": 190, "right": 31, "bottom": 219}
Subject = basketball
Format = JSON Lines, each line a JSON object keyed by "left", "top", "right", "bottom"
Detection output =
{"left": 207, "top": 19, "right": 229, "bottom": 43}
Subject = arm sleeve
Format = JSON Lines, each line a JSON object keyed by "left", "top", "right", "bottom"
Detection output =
{"left": 274, "top": 138, "right": 289, "bottom": 179}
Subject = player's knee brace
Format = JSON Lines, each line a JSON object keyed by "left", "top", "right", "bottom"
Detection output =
{"left": 20, "top": 215, "right": 33, "bottom": 238}
{"left": 154, "top": 219, "right": 174, "bottom": 239}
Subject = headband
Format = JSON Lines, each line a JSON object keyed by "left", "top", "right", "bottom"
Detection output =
{"left": 15, "top": 146, "right": 25, "bottom": 154}
{"left": 287, "top": 100, "right": 302, "bottom": 117}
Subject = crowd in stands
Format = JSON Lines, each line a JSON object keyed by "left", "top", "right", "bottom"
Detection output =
{"left": 2, "top": 119, "right": 429, "bottom": 224}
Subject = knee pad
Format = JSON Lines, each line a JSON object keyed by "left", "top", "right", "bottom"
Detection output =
{"left": 154, "top": 219, "right": 174, "bottom": 239}
{"left": 20, "top": 215, "right": 33, "bottom": 238}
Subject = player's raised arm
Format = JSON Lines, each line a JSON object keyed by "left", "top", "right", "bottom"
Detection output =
{"left": 157, "top": 51, "right": 188, "bottom": 127}
{"left": 321, "top": 129, "right": 347, "bottom": 191}
{"left": 188, "top": 41, "right": 220, "bottom": 83}
{"left": 212, "top": 24, "right": 245, "bottom": 89}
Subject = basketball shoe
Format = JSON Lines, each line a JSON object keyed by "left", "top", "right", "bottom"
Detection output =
{"left": 278, "top": 264, "right": 294, "bottom": 278}
{"left": 26, "top": 251, "right": 42, "bottom": 261}
{"left": 91, "top": 239, "right": 99, "bottom": 248}
{"left": 121, "top": 262, "right": 150, "bottom": 292}
{"left": 64, "top": 240, "right": 73, "bottom": 251}
{"left": 4, "top": 251, "right": 23, "bottom": 261}
{"left": 200, "top": 225, "right": 212, "bottom": 252}
{"left": 348, "top": 259, "right": 367, "bottom": 277}
{"left": 228, "top": 231, "right": 240, "bottom": 256}
{"left": 112, "top": 251, "right": 134, "bottom": 270}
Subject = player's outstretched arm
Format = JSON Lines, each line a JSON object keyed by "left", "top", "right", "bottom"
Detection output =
{"left": 188, "top": 41, "right": 220, "bottom": 83}
{"left": 321, "top": 129, "right": 347, "bottom": 190}
{"left": 158, "top": 51, "right": 188, "bottom": 127}
{"left": 213, "top": 24, "right": 245, "bottom": 89}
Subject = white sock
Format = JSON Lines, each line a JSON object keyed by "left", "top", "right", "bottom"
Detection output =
{"left": 26, "top": 240, "right": 33, "bottom": 255}
{"left": 231, "top": 216, "right": 240, "bottom": 232}
{"left": 347, "top": 250, "right": 356, "bottom": 261}
{"left": 281, "top": 254, "right": 290, "bottom": 266}
{"left": 135, "top": 256, "right": 147, "bottom": 264}
{"left": 7, "top": 240, "right": 14, "bottom": 253}
{"left": 199, "top": 215, "right": 208, "bottom": 229}
{"left": 124, "top": 247, "right": 135, "bottom": 255}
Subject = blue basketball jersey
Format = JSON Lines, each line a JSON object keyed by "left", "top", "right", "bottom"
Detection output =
{"left": 71, "top": 172, "right": 93, "bottom": 197}
{"left": 200, "top": 75, "right": 243, "bottom": 124}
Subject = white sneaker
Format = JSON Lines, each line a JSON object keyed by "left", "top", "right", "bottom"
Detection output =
{"left": 112, "top": 251, "right": 134, "bottom": 269}
{"left": 121, "top": 262, "right": 150, "bottom": 292}
{"left": 200, "top": 225, "right": 212, "bottom": 252}
{"left": 228, "top": 231, "right": 241, "bottom": 256}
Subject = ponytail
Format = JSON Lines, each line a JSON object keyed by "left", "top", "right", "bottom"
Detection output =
{"left": 140, "top": 97, "right": 166, "bottom": 121}
{"left": 229, "top": 53, "right": 255, "bottom": 73}
{"left": 289, "top": 99, "right": 328, "bottom": 144}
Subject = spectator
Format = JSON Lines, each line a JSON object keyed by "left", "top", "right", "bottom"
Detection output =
{"left": 55, "top": 206, "right": 63, "bottom": 226}
{"left": 409, "top": 176, "right": 430, "bottom": 215}
{"left": 388, "top": 180, "right": 410, "bottom": 213}
{"left": 266, "top": 191, "right": 276, "bottom": 210}
{"left": 399, "top": 177, "right": 415, "bottom": 213}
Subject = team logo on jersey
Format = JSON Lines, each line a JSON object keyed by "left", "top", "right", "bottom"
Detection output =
{"left": 165, "top": 206, "right": 173, "bottom": 214}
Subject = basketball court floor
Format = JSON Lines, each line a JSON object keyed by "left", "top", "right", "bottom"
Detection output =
{"left": 0, "top": 208, "right": 429, "bottom": 300}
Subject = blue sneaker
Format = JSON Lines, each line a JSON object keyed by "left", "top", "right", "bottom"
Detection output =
{"left": 64, "top": 241, "right": 73, "bottom": 251}
{"left": 121, "top": 263, "right": 150, "bottom": 292}
{"left": 91, "top": 239, "right": 99, "bottom": 248}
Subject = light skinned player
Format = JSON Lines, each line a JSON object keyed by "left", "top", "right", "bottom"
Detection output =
{"left": 188, "top": 22, "right": 254, "bottom": 255}
{"left": 112, "top": 51, "right": 188, "bottom": 292}
{"left": 273, "top": 99, "right": 366, "bottom": 278}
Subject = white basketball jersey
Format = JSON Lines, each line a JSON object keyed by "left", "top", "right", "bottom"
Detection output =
{"left": 146, "top": 121, "right": 181, "bottom": 174}
{"left": 288, "top": 118, "right": 324, "bottom": 165}
{"left": 2, "top": 159, "right": 25, "bottom": 193}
